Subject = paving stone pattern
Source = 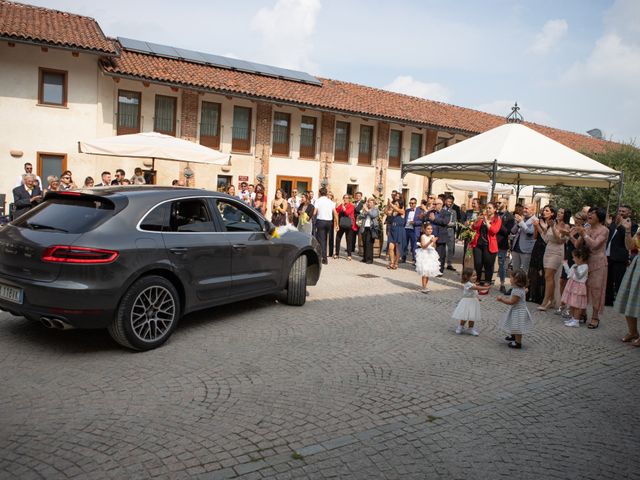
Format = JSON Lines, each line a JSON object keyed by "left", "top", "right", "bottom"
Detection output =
{"left": 1, "top": 249, "right": 639, "bottom": 479}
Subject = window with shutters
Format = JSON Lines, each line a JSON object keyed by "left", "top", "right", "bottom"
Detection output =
{"left": 334, "top": 121, "right": 350, "bottom": 162}
{"left": 388, "top": 130, "right": 402, "bottom": 168}
{"left": 272, "top": 112, "right": 291, "bottom": 156}
{"left": 358, "top": 125, "right": 373, "bottom": 165}
{"left": 200, "top": 101, "right": 221, "bottom": 148}
{"left": 154, "top": 95, "right": 177, "bottom": 136}
{"left": 299, "top": 116, "right": 317, "bottom": 159}
{"left": 117, "top": 90, "right": 141, "bottom": 135}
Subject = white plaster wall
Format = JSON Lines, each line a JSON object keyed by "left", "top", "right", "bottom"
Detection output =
{"left": 0, "top": 42, "right": 107, "bottom": 197}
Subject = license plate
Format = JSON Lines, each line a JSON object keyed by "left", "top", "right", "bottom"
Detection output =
{"left": 0, "top": 283, "right": 23, "bottom": 304}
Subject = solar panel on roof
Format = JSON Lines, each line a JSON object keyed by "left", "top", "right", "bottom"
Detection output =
{"left": 117, "top": 37, "right": 322, "bottom": 86}
{"left": 146, "top": 42, "right": 180, "bottom": 58}
{"left": 118, "top": 37, "right": 150, "bottom": 53}
{"left": 174, "top": 48, "right": 207, "bottom": 63}
{"left": 200, "top": 53, "right": 235, "bottom": 69}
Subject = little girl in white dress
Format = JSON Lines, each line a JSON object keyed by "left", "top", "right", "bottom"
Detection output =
{"left": 415, "top": 222, "right": 441, "bottom": 293}
{"left": 452, "top": 268, "right": 491, "bottom": 335}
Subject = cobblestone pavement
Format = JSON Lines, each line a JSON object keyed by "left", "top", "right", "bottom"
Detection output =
{"left": 1, "top": 246, "right": 639, "bottom": 479}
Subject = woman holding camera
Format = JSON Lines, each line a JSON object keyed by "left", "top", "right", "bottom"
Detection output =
{"left": 335, "top": 194, "right": 357, "bottom": 260}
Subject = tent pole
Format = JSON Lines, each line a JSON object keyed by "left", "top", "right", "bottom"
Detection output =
{"left": 428, "top": 172, "right": 433, "bottom": 195}
{"left": 489, "top": 159, "right": 498, "bottom": 201}
{"left": 515, "top": 176, "right": 521, "bottom": 201}
{"left": 616, "top": 170, "right": 625, "bottom": 212}
{"left": 606, "top": 183, "right": 612, "bottom": 216}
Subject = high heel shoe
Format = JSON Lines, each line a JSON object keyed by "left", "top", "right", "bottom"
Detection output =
{"left": 537, "top": 301, "right": 553, "bottom": 311}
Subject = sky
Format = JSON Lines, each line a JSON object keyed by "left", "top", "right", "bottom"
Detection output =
{"left": 25, "top": 0, "right": 640, "bottom": 142}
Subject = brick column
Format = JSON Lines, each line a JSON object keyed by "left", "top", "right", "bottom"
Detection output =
{"left": 179, "top": 89, "right": 199, "bottom": 186}
{"left": 319, "top": 112, "right": 335, "bottom": 191}
{"left": 375, "top": 121, "right": 390, "bottom": 196}
{"left": 255, "top": 102, "right": 273, "bottom": 193}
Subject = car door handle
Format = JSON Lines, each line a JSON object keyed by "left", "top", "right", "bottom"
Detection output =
{"left": 169, "top": 247, "right": 188, "bottom": 255}
{"left": 232, "top": 244, "right": 247, "bottom": 251}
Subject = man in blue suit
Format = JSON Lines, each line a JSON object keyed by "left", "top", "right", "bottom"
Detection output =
{"left": 12, "top": 174, "right": 43, "bottom": 219}
{"left": 401, "top": 197, "right": 418, "bottom": 263}
{"left": 428, "top": 198, "right": 451, "bottom": 275}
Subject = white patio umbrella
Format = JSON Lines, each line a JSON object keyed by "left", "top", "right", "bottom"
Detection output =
{"left": 78, "top": 132, "right": 230, "bottom": 170}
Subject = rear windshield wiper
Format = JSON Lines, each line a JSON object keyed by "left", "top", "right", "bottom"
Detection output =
{"left": 26, "top": 223, "right": 69, "bottom": 233}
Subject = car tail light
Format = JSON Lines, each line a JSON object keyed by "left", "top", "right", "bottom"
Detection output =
{"left": 42, "top": 246, "right": 119, "bottom": 264}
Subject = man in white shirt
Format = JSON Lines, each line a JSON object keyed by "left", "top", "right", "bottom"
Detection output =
{"left": 15, "top": 162, "right": 43, "bottom": 188}
{"left": 239, "top": 182, "right": 251, "bottom": 204}
{"left": 288, "top": 189, "right": 300, "bottom": 211}
{"left": 313, "top": 187, "right": 336, "bottom": 264}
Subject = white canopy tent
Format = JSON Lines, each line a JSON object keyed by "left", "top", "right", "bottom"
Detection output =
{"left": 403, "top": 123, "right": 622, "bottom": 200}
{"left": 444, "top": 180, "right": 514, "bottom": 195}
{"left": 78, "top": 132, "right": 230, "bottom": 171}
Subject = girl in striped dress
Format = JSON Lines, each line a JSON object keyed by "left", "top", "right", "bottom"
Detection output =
{"left": 497, "top": 270, "right": 534, "bottom": 349}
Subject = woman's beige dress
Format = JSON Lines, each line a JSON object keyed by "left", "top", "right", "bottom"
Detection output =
{"left": 584, "top": 225, "right": 608, "bottom": 314}
{"left": 543, "top": 226, "right": 565, "bottom": 270}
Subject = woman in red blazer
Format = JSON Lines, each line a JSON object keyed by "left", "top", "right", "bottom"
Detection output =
{"left": 335, "top": 194, "right": 358, "bottom": 260}
{"left": 469, "top": 201, "right": 502, "bottom": 285}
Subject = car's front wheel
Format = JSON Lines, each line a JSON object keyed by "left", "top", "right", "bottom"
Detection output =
{"left": 284, "top": 255, "right": 307, "bottom": 306}
{"left": 108, "top": 275, "right": 180, "bottom": 351}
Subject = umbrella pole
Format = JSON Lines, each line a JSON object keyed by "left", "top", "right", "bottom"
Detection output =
{"left": 489, "top": 159, "right": 498, "bottom": 201}
{"left": 616, "top": 170, "right": 625, "bottom": 212}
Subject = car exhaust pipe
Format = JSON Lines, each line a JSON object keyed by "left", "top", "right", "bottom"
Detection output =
{"left": 40, "top": 317, "right": 75, "bottom": 330}
{"left": 40, "top": 317, "right": 54, "bottom": 328}
{"left": 50, "top": 318, "right": 75, "bottom": 330}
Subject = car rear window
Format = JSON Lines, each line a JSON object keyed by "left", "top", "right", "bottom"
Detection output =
{"left": 13, "top": 198, "right": 116, "bottom": 234}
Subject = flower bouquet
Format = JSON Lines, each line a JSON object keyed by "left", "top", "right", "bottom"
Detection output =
{"left": 458, "top": 222, "right": 476, "bottom": 268}
{"left": 299, "top": 211, "right": 309, "bottom": 226}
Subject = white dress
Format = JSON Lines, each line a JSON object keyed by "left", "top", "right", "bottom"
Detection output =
{"left": 452, "top": 282, "right": 482, "bottom": 322}
{"left": 415, "top": 234, "right": 441, "bottom": 277}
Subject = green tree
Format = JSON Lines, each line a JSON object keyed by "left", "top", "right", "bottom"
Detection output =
{"left": 547, "top": 142, "right": 640, "bottom": 220}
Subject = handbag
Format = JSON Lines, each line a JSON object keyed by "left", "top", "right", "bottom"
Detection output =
{"left": 339, "top": 213, "right": 352, "bottom": 230}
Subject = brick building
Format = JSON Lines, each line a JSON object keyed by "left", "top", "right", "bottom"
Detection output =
{"left": 0, "top": 0, "right": 610, "bottom": 213}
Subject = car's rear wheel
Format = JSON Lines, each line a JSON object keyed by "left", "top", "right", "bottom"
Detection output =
{"left": 284, "top": 255, "right": 307, "bottom": 306}
{"left": 108, "top": 275, "right": 180, "bottom": 351}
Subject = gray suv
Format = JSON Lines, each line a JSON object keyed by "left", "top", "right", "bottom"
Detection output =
{"left": 0, "top": 187, "right": 321, "bottom": 350}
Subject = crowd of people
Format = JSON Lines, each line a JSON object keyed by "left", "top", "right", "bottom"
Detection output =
{"left": 9, "top": 163, "right": 640, "bottom": 349}
{"left": 230, "top": 182, "right": 639, "bottom": 350}
{"left": 10, "top": 162, "right": 148, "bottom": 218}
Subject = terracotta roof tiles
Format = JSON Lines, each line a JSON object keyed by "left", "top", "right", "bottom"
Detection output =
{"left": 102, "top": 49, "right": 610, "bottom": 153}
{"left": 0, "top": 0, "right": 117, "bottom": 55}
{"left": 0, "top": 0, "right": 610, "bottom": 154}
